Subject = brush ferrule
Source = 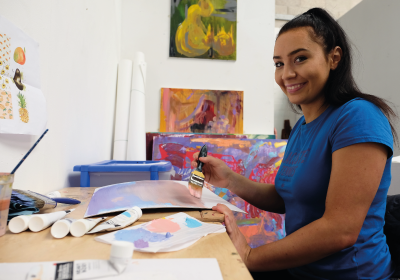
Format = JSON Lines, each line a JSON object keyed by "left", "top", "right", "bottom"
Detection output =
{"left": 189, "top": 174, "right": 204, "bottom": 187}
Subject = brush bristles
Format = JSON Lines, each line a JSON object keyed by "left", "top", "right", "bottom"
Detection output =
{"left": 189, "top": 170, "right": 204, "bottom": 198}
{"left": 13, "top": 189, "right": 45, "bottom": 209}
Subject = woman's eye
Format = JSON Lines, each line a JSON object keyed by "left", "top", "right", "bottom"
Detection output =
{"left": 274, "top": 62, "right": 283, "bottom": 68}
{"left": 295, "top": 56, "right": 307, "bottom": 63}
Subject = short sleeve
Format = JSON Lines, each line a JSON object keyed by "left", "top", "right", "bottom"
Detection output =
{"left": 329, "top": 99, "right": 393, "bottom": 158}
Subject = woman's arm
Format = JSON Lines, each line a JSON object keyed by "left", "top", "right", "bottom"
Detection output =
{"left": 216, "top": 142, "right": 388, "bottom": 270}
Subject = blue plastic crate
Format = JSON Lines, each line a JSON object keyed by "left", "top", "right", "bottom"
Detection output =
{"left": 73, "top": 160, "right": 172, "bottom": 187}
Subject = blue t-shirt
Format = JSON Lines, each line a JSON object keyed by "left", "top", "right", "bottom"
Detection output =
{"left": 275, "top": 98, "right": 395, "bottom": 279}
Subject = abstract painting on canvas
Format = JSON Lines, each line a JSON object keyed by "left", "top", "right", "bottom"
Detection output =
{"left": 160, "top": 88, "right": 243, "bottom": 134}
{"left": 153, "top": 135, "right": 288, "bottom": 248}
{"left": 170, "top": 0, "right": 237, "bottom": 60}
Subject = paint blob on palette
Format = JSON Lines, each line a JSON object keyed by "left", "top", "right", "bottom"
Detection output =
{"left": 84, "top": 180, "right": 245, "bottom": 218}
{"left": 95, "top": 212, "right": 225, "bottom": 253}
{"left": 152, "top": 136, "right": 288, "bottom": 248}
{"left": 160, "top": 88, "right": 243, "bottom": 134}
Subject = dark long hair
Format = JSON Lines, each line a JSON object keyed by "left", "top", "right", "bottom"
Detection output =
{"left": 278, "top": 8, "right": 398, "bottom": 146}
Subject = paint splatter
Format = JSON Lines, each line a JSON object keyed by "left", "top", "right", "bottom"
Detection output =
{"left": 185, "top": 217, "right": 202, "bottom": 228}
{"left": 146, "top": 218, "right": 181, "bottom": 233}
{"left": 114, "top": 228, "right": 171, "bottom": 248}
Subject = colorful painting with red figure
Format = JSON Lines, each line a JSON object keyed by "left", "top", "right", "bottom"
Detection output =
{"left": 152, "top": 135, "right": 288, "bottom": 248}
{"left": 160, "top": 88, "right": 243, "bottom": 134}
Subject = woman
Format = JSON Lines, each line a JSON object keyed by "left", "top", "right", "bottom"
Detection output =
{"left": 192, "top": 8, "right": 397, "bottom": 279}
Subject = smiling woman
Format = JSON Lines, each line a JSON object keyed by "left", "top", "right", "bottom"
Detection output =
{"left": 191, "top": 7, "right": 398, "bottom": 280}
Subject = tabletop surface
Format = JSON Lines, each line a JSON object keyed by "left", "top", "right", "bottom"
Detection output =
{"left": 0, "top": 187, "right": 252, "bottom": 280}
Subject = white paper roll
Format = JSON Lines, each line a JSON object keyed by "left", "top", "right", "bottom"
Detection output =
{"left": 113, "top": 59, "right": 133, "bottom": 160}
{"left": 127, "top": 52, "right": 146, "bottom": 161}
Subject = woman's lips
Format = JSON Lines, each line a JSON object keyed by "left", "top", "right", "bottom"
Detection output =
{"left": 286, "top": 82, "right": 306, "bottom": 94}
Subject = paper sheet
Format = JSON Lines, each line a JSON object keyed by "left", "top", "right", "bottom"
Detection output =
{"left": 95, "top": 212, "right": 225, "bottom": 253}
{"left": 84, "top": 180, "right": 246, "bottom": 217}
{"left": 0, "top": 15, "right": 47, "bottom": 135}
{"left": 0, "top": 258, "right": 223, "bottom": 280}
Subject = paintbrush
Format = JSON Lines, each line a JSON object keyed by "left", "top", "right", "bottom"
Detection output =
{"left": 12, "top": 189, "right": 80, "bottom": 210}
{"left": 188, "top": 145, "right": 207, "bottom": 199}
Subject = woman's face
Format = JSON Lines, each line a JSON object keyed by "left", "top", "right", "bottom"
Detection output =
{"left": 273, "top": 27, "right": 333, "bottom": 107}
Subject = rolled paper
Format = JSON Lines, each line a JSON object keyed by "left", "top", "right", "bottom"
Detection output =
{"left": 127, "top": 52, "right": 146, "bottom": 161}
{"left": 113, "top": 59, "right": 133, "bottom": 160}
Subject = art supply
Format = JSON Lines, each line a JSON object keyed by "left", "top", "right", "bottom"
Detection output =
{"left": 188, "top": 145, "right": 207, "bottom": 199}
{"left": 10, "top": 129, "right": 48, "bottom": 174}
{"left": 88, "top": 207, "right": 142, "bottom": 233}
{"left": 84, "top": 180, "right": 245, "bottom": 218}
{"left": 70, "top": 217, "right": 106, "bottom": 237}
{"left": 28, "top": 209, "right": 74, "bottom": 232}
{"left": 95, "top": 212, "right": 225, "bottom": 253}
{"left": 12, "top": 189, "right": 80, "bottom": 210}
{"left": 0, "top": 258, "right": 224, "bottom": 280}
{"left": 109, "top": 241, "right": 134, "bottom": 273}
{"left": 51, "top": 218, "right": 77, "bottom": 238}
{"left": 126, "top": 52, "right": 146, "bottom": 161}
{"left": 0, "top": 173, "right": 14, "bottom": 237}
{"left": 113, "top": 59, "right": 133, "bottom": 160}
{"left": 8, "top": 215, "right": 33, "bottom": 233}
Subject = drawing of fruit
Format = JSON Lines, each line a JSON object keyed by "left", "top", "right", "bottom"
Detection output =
{"left": 14, "top": 47, "right": 25, "bottom": 65}
{"left": 17, "top": 92, "right": 28, "bottom": 123}
{"left": 13, "top": 69, "right": 25, "bottom": 90}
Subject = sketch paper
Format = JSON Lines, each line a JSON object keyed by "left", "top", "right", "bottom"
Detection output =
{"left": 95, "top": 212, "right": 225, "bottom": 253}
{"left": 0, "top": 258, "right": 223, "bottom": 280}
{"left": 84, "top": 180, "right": 245, "bottom": 218}
{"left": 153, "top": 136, "right": 288, "bottom": 248}
{"left": 160, "top": 88, "right": 243, "bottom": 134}
{"left": 0, "top": 15, "right": 47, "bottom": 135}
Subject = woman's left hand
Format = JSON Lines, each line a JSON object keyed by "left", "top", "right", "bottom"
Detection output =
{"left": 212, "top": 203, "right": 252, "bottom": 265}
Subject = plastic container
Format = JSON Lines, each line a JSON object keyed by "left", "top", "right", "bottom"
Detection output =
{"left": 73, "top": 160, "right": 172, "bottom": 187}
{"left": 0, "top": 173, "right": 13, "bottom": 237}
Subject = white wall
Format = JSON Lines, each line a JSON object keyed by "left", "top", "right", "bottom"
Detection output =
{"left": 120, "top": 0, "right": 276, "bottom": 135}
{"left": 339, "top": 0, "right": 400, "bottom": 156}
{"left": 0, "top": 0, "right": 119, "bottom": 193}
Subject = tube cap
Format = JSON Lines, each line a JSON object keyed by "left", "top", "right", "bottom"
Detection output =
{"left": 110, "top": 241, "right": 134, "bottom": 258}
{"left": 70, "top": 220, "right": 88, "bottom": 237}
{"left": 132, "top": 206, "right": 142, "bottom": 218}
{"left": 51, "top": 220, "right": 70, "bottom": 238}
{"left": 9, "top": 215, "right": 31, "bottom": 233}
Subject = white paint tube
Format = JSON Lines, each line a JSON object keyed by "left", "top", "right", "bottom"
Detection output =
{"left": 88, "top": 207, "right": 142, "bottom": 234}
{"left": 51, "top": 218, "right": 77, "bottom": 238}
{"left": 70, "top": 217, "right": 106, "bottom": 237}
{"left": 28, "top": 209, "right": 75, "bottom": 232}
{"left": 8, "top": 215, "right": 33, "bottom": 233}
{"left": 46, "top": 191, "right": 61, "bottom": 198}
{"left": 22, "top": 241, "right": 133, "bottom": 279}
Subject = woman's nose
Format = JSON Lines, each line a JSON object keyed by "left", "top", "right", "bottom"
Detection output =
{"left": 282, "top": 65, "right": 296, "bottom": 81}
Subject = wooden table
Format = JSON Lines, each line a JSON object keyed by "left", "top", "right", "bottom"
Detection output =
{"left": 0, "top": 187, "right": 252, "bottom": 280}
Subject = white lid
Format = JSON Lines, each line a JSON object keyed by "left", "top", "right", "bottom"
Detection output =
{"left": 51, "top": 220, "right": 70, "bottom": 238}
{"left": 46, "top": 191, "right": 61, "bottom": 198}
{"left": 70, "top": 220, "right": 88, "bottom": 237}
{"left": 132, "top": 206, "right": 142, "bottom": 218}
{"left": 9, "top": 215, "right": 30, "bottom": 233}
{"left": 110, "top": 241, "right": 134, "bottom": 258}
{"left": 29, "top": 216, "right": 46, "bottom": 232}
{"left": 134, "top": 52, "right": 145, "bottom": 62}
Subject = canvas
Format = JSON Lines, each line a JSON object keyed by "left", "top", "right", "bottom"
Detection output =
{"left": 170, "top": 0, "right": 237, "bottom": 60}
{"left": 84, "top": 180, "right": 245, "bottom": 218}
{"left": 146, "top": 132, "right": 275, "bottom": 160}
{"left": 160, "top": 88, "right": 243, "bottom": 134}
{"left": 153, "top": 136, "right": 288, "bottom": 248}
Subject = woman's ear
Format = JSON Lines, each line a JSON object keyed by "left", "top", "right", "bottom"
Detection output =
{"left": 330, "top": 46, "right": 342, "bottom": 70}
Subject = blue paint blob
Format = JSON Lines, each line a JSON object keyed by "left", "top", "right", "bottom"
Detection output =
{"left": 185, "top": 217, "right": 202, "bottom": 228}
{"left": 114, "top": 228, "right": 170, "bottom": 247}
{"left": 122, "top": 211, "right": 131, "bottom": 218}
{"left": 166, "top": 232, "right": 172, "bottom": 238}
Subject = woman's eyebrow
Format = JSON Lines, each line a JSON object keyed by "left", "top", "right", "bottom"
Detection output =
{"left": 273, "top": 48, "right": 310, "bottom": 60}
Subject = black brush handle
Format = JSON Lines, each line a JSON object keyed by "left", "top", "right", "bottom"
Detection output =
{"left": 196, "top": 145, "right": 208, "bottom": 173}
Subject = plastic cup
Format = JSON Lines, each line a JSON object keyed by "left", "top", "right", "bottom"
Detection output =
{"left": 0, "top": 173, "right": 14, "bottom": 237}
